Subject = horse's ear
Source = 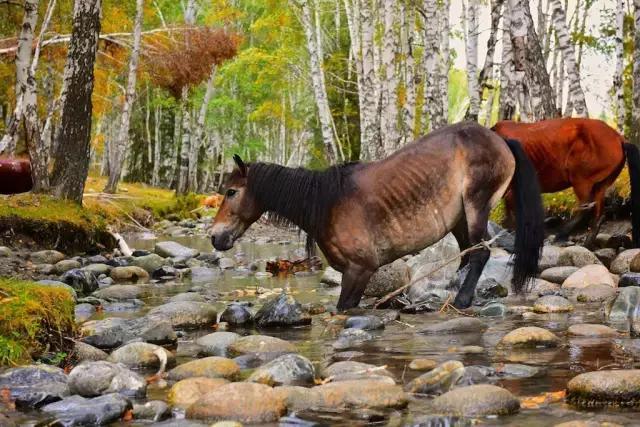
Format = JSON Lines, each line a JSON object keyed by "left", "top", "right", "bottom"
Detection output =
{"left": 233, "top": 154, "right": 247, "bottom": 177}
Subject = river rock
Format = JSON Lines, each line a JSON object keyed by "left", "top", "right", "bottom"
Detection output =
{"left": 228, "top": 335, "right": 296, "bottom": 356}
{"left": 37, "top": 279, "right": 78, "bottom": 300}
{"left": 167, "top": 357, "right": 240, "bottom": 381}
{"left": 558, "top": 246, "right": 601, "bottom": 267}
{"left": 419, "top": 317, "right": 487, "bottom": 334}
{"left": 247, "top": 353, "right": 315, "bottom": 386}
{"left": 68, "top": 361, "right": 146, "bottom": 398}
{"left": 107, "top": 342, "right": 175, "bottom": 368}
{"left": 167, "top": 377, "right": 229, "bottom": 408}
{"left": 81, "top": 316, "right": 177, "bottom": 349}
{"left": 254, "top": 293, "right": 311, "bottom": 327}
{"left": 477, "top": 256, "right": 513, "bottom": 290}
{"left": 218, "top": 257, "right": 235, "bottom": 269}
{"left": 196, "top": 332, "right": 240, "bottom": 357}
{"left": 188, "top": 266, "right": 220, "bottom": 283}
{"left": 0, "top": 365, "right": 69, "bottom": 408}
{"left": 333, "top": 328, "right": 374, "bottom": 349}
{"left": 539, "top": 245, "right": 562, "bottom": 271}
{"left": 533, "top": 295, "right": 574, "bottom": 313}
{"left": 110, "top": 266, "right": 150, "bottom": 282}
{"left": 155, "top": 241, "right": 199, "bottom": 259}
{"left": 92, "top": 284, "right": 143, "bottom": 301}
{"left": 409, "top": 359, "right": 438, "bottom": 371}
{"left": 530, "top": 278, "right": 562, "bottom": 296}
{"left": 568, "top": 324, "right": 618, "bottom": 337}
{"left": 610, "top": 249, "right": 640, "bottom": 274}
{"left": 345, "top": 315, "right": 385, "bottom": 330}
{"left": 620, "top": 273, "right": 640, "bottom": 287}
{"left": 133, "top": 400, "right": 170, "bottom": 422}
{"left": 566, "top": 370, "right": 640, "bottom": 407}
{"left": 220, "top": 303, "right": 253, "bottom": 325}
{"left": 563, "top": 265, "right": 616, "bottom": 289}
{"left": 72, "top": 341, "right": 108, "bottom": 362}
{"left": 54, "top": 259, "right": 81, "bottom": 274}
{"left": 364, "top": 259, "right": 410, "bottom": 297}
{"left": 168, "top": 292, "right": 206, "bottom": 303}
{"left": 186, "top": 382, "right": 286, "bottom": 423}
{"left": 478, "top": 301, "right": 508, "bottom": 317}
{"left": 498, "top": 327, "right": 560, "bottom": 347}
{"left": 130, "top": 253, "right": 166, "bottom": 273}
{"left": 81, "top": 263, "right": 112, "bottom": 276}
{"left": 541, "top": 266, "right": 579, "bottom": 284}
{"left": 311, "top": 379, "right": 409, "bottom": 409}
{"left": 0, "top": 246, "right": 12, "bottom": 257}
{"left": 147, "top": 301, "right": 217, "bottom": 328}
{"left": 407, "top": 233, "right": 460, "bottom": 282}
{"left": 476, "top": 278, "right": 509, "bottom": 299}
{"left": 320, "top": 267, "right": 342, "bottom": 286}
{"left": 322, "top": 361, "right": 395, "bottom": 382}
{"left": 31, "top": 249, "right": 65, "bottom": 264}
{"left": 607, "top": 286, "right": 640, "bottom": 332}
{"left": 576, "top": 284, "right": 617, "bottom": 303}
{"left": 41, "top": 393, "right": 131, "bottom": 426}
{"left": 61, "top": 269, "right": 98, "bottom": 295}
{"left": 404, "top": 360, "right": 465, "bottom": 395}
{"left": 595, "top": 248, "right": 617, "bottom": 268}
{"left": 152, "top": 265, "right": 179, "bottom": 280}
{"left": 477, "top": 363, "right": 540, "bottom": 379}
{"left": 431, "top": 384, "right": 520, "bottom": 416}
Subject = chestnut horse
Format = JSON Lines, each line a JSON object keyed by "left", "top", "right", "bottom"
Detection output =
{"left": 210, "top": 122, "right": 544, "bottom": 310}
{"left": 0, "top": 158, "right": 33, "bottom": 194}
{"left": 493, "top": 118, "right": 640, "bottom": 247}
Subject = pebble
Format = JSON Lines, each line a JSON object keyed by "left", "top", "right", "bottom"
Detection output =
{"left": 497, "top": 326, "right": 561, "bottom": 348}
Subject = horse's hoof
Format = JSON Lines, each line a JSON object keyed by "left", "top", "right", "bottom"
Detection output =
{"left": 452, "top": 297, "right": 472, "bottom": 310}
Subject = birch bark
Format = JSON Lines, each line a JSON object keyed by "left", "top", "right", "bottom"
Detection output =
{"left": 463, "top": 0, "right": 480, "bottom": 120}
{"left": 614, "top": 0, "right": 625, "bottom": 129}
{"left": 381, "top": 0, "right": 400, "bottom": 154}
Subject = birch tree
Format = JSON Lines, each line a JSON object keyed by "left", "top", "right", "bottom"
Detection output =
{"left": 104, "top": 0, "right": 144, "bottom": 193}
{"left": 550, "top": 0, "right": 588, "bottom": 117}
{"left": 380, "top": 0, "right": 401, "bottom": 153}
{"left": 401, "top": 3, "right": 417, "bottom": 142}
{"left": 499, "top": 1, "right": 517, "bottom": 119}
{"left": 463, "top": 0, "right": 480, "bottom": 121}
{"left": 188, "top": 65, "right": 217, "bottom": 190}
{"left": 49, "top": 0, "right": 101, "bottom": 203}
{"left": 632, "top": 0, "right": 640, "bottom": 146}
{"left": 614, "top": 0, "right": 626, "bottom": 130}
{"left": 423, "top": 0, "right": 446, "bottom": 130}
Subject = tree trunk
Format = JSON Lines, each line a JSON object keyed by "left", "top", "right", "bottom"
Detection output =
{"left": 188, "top": 65, "right": 216, "bottom": 191}
{"left": 438, "top": 0, "right": 450, "bottom": 126}
{"left": 499, "top": 1, "right": 517, "bottom": 120}
{"left": 550, "top": 0, "right": 588, "bottom": 117}
{"left": 423, "top": 0, "right": 444, "bottom": 131}
{"left": 615, "top": 0, "right": 626, "bottom": 130}
{"left": 176, "top": 88, "right": 191, "bottom": 194}
{"left": 463, "top": 0, "right": 480, "bottom": 120}
{"left": 380, "top": 0, "right": 400, "bottom": 154}
{"left": 401, "top": 3, "right": 416, "bottom": 143}
{"left": 104, "top": 0, "right": 144, "bottom": 193}
{"left": 631, "top": 0, "right": 640, "bottom": 146}
{"left": 152, "top": 103, "right": 162, "bottom": 186}
{"left": 479, "top": 0, "right": 504, "bottom": 92}
{"left": 299, "top": 0, "right": 337, "bottom": 163}
{"left": 49, "top": 0, "right": 101, "bottom": 203}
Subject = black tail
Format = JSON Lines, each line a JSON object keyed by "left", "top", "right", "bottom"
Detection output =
{"left": 625, "top": 143, "right": 640, "bottom": 247}
{"left": 504, "top": 138, "right": 545, "bottom": 293}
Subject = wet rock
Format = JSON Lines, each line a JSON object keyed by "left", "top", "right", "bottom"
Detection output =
{"left": 54, "top": 259, "right": 82, "bottom": 274}
{"left": 345, "top": 315, "right": 385, "bottom": 330}
{"left": 188, "top": 266, "right": 220, "bottom": 283}
{"left": 607, "top": 286, "right": 640, "bottom": 332}
{"left": 218, "top": 257, "right": 235, "bottom": 269}
{"left": 41, "top": 393, "right": 131, "bottom": 426}
{"left": 478, "top": 301, "right": 508, "bottom": 317}
{"left": 0, "top": 246, "right": 12, "bottom": 257}
{"left": 61, "top": 269, "right": 98, "bottom": 295}
{"left": 566, "top": 370, "right": 640, "bottom": 407}
{"left": 477, "top": 256, "right": 513, "bottom": 290}
{"left": 254, "top": 293, "right": 311, "bottom": 327}
{"left": 152, "top": 265, "right": 179, "bottom": 279}
{"left": 167, "top": 377, "right": 229, "bottom": 408}
{"left": 81, "top": 316, "right": 177, "bottom": 349}
{"left": 147, "top": 301, "right": 217, "bottom": 328}
{"left": 529, "top": 278, "right": 562, "bottom": 296}
{"left": 431, "top": 384, "right": 520, "bottom": 416}
{"left": 320, "top": 267, "right": 342, "bottom": 287}
{"left": 533, "top": 295, "right": 574, "bottom": 313}
{"left": 68, "top": 361, "right": 146, "bottom": 398}
{"left": 407, "top": 233, "right": 460, "bottom": 282}
{"left": 539, "top": 245, "right": 562, "bottom": 271}
{"left": 311, "top": 379, "right": 409, "bottom": 409}
{"left": 107, "top": 342, "right": 175, "bottom": 369}
{"left": 576, "top": 284, "right": 617, "bottom": 303}
{"left": 196, "top": 332, "right": 240, "bottom": 357}
{"left": 476, "top": 278, "right": 509, "bottom": 299}
{"left": 620, "top": 273, "right": 640, "bottom": 287}
{"left": 186, "top": 382, "right": 286, "bottom": 423}
{"left": 167, "top": 356, "right": 240, "bottom": 381}
{"left": 75, "top": 303, "right": 95, "bottom": 320}
{"left": 130, "top": 253, "right": 165, "bottom": 273}
{"left": 220, "top": 303, "right": 253, "bottom": 325}
{"left": 419, "top": 317, "right": 487, "bottom": 334}
{"left": 228, "top": 335, "right": 296, "bottom": 356}
{"left": 87, "top": 254, "right": 108, "bottom": 264}
{"left": 92, "top": 284, "right": 143, "bottom": 300}
{"left": 364, "top": 259, "right": 410, "bottom": 297}
{"left": 247, "top": 353, "right": 315, "bottom": 386}
{"left": 36, "top": 263, "right": 55, "bottom": 274}
{"left": 404, "top": 361, "right": 465, "bottom": 395}
{"left": 610, "top": 249, "right": 640, "bottom": 274}
{"left": 81, "top": 263, "right": 112, "bottom": 276}
{"left": 568, "top": 324, "right": 618, "bottom": 337}
{"left": 409, "top": 359, "right": 438, "bottom": 371}
{"left": 102, "top": 300, "right": 145, "bottom": 312}
{"left": 563, "top": 265, "right": 616, "bottom": 289}
{"left": 0, "top": 365, "right": 69, "bottom": 408}
{"left": 155, "top": 241, "right": 199, "bottom": 259}
{"left": 72, "top": 341, "right": 108, "bottom": 362}
{"left": 631, "top": 254, "right": 640, "bottom": 272}
{"left": 477, "top": 363, "right": 540, "bottom": 379}
{"left": 133, "top": 400, "right": 170, "bottom": 422}
{"left": 110, "top": 266, "right": 150, "bottom": 282}
{"left": 322, "top": 361, "right": 395, "bottom": 382}
{"left": 411, "top": 416, "right": 474, "bottom": 427}
{"left": 168, "top": 292, "right": 206, "bottom": 303}
{"left": 595, "top": 248, "right": 617, "bottom": 268}
{"left": 541, "top": 266, "right": 579, "bottom": 284}
{"left": 332, "top": 328, "right": 374, "bottom": 349}
{"left": 558, "top": 246, "right": 602, "bottom": 267}
{"left": 37, "top": 279, "right": 77, "bottom": 300}
{"left": 497, "top": 326, "right": 560, "bottom": 348}
{"left": 31, "top": 249, "right": 65, "bottom": 264}
{"left": 233, "top": 351, "right": 292, "bottom": 369}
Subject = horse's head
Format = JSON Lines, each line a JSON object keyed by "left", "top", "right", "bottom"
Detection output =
{"left": 209, "top": 154, "right": 264, "bottom": 251}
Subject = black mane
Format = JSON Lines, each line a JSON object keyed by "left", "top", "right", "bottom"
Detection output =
{"left": 246, "top": 162, "right": 360, "bottom": 254}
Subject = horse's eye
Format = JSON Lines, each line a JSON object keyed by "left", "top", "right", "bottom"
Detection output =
{"left": 226, "top": 189, "right": 237, "bottom": 197}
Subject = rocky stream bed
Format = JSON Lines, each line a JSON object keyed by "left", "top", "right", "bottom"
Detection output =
{"left": 3, "top": 217, "right": 640, "bottom": 426}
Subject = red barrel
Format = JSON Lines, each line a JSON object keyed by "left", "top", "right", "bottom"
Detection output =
{"left": 0, "top": 158, "right": 33, "bottom": 194}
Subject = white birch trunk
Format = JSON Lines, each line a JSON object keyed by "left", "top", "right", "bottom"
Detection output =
{"left": 479, "top": 0, "right": 504, "bottom": 91}
{"left": 550, "top": 0, "right": 588, "bottom": 117}
{"left": 463, "top": 0, "right": 480, "bottom": 120}
{"left": 188, "top": 65, "right": 216, "bottom": 191}
{"left": 359, "top": 0, "right": 382, "bottom": 159}
{"left": 423, "top": 0, "right": 441, "bottom": 131}
{"left": 401, "top": 3, "right": 416, "bottom": 143}
{"left": 176, "top": 88, "right": 191, "bottom": 194}
{"left": 615, "top": 0, "right": 626, "bottom": 130}
{"left": 632, "top": 0, "right": 640, "bottom": 145}
{"left": 499, "top": 2, "right": 518, "bottom": 119}
{"left": 152, "top": 103, "right": 162, "bottom": 186}
{"left": 381, "top": 0, "right": 400, "bottom": 154}
{"left": 104, "top": 0, "right": 144, "bottom": 193}
{"left": 438, "top": 0, "right": 450, "bottom": 126}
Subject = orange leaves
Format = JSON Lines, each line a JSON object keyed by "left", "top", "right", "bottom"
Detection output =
{"left": 265, "top": 257, "right": 322, "bottom": 277}
{"left": 201, "top": 193, "right": 223, "bottom": 208}
{"left": 520, "top": 390, "right": 566, "bottom": 409}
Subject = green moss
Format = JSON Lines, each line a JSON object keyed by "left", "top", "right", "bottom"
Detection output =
{"left": 0, "top": 278, "right": 76, "bottom": 366}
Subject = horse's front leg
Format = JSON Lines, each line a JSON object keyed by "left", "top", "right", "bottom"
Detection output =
{"left": 452, "top": 247, "right": 490, "bottom": 309}
{"left": 336, "top": 263, "right": 374, "bottom": 311}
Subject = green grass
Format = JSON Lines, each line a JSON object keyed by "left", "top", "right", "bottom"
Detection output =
{"left": 0, "top": 278, "right": 76, "bottom": 366}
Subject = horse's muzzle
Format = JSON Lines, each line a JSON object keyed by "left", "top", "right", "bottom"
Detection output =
{"left": 211, "top": 232, "right": 234, "bottom": 251}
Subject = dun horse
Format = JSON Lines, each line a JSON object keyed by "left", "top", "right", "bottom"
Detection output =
{"left": 493, "top": 118, "right": 640, "bottom": 247}
{"left": 210, "top": 122, "right": 545, "bottom": 310}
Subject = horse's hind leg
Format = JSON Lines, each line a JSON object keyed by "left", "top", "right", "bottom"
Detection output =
{"left": 452, "top": 204, "right": 491, "bottom": 309}
{"left": 336, "top": 263, "right": 374, "bottom": 311}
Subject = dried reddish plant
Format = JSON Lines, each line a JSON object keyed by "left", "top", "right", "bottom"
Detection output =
{"left": 144, "top": 27, "right": 240, "bottom": 98}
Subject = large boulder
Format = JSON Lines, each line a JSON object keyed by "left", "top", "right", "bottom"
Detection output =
{"left": 533, "top": 295, "right": 574, "bottom": 313}
{"left": 54, "top": 259, "right": 82, "bottom": 274}
{"left": 254, "top": 293, "right": 311, "bottom": 327}
{"left": 364, "top": 259, "right": 410, "bottom": 297}
{"left": 497, "top": 327, "right": 560, "bottom": 348}
{"left": 167, "top": 357, "right": 240, "bottom": 381}
{"left": 404, "top": 360, "right": 465, "bottom": 395}
{"left": 60, "top": 269, "right": 98, "bottom": 296}
{"left": 607, "top": 286, "right": 640, "bottom": 333}
{"left": 147, "top": 301, "right": 217, "bottom": 329}
{"left": 81, "top": 316, "right": 177, "bottom": 349}
{"left": 538, "top": 245, "right": 562, "bottom": 271}
{"left": 196, "top": 332, "right": 240, "bottom": 357}
{"left": 92, "top": 284, "right": 143, "bottom": 301}
{"left": 131, "top": 253, "right": 166, "bottom": 273}
{"left": 31, "top": 250, "right": 65, "bottom": 264}
{"left": 68, "top": 361, "right": 147, "bottom": 398}
{"left": 228, "top": 335, "right": 296, "bottom": 356}
{"left": 558, "top": 246, "right": 601, "bottom": 268}
{"left": 310, "top": 379, "right": 409, "bottom": 409}
{"left": 0, "top": 365, "right": 69, "bottom": 408}
{"left": 407, "top": 233, "right": 460, "bottom": 284}
{"left": 220, "top": 303, "right": 253, "bottom": 325}
{"left": 167, "top": 377, "right": 229, "bottom": 409}
{"left": 107, "top": 342, "right": 175, "bottom": 369}
{"left": 431, "top": 384, "right": 520, "bottom": 416}
{"left": 110, "top": 266, "right": 150, "bottom": 283}
{"left": 321, "top": 361, "right": 395, "bottom": 382}
{"left": 610, "top": 249, "right": 640, "bottom": 274}
{"left": 155, "top": 241, "right": 199, "bottom": 259}
{"left": 566, "top": 370, "right": 640, "bottom": 407}
{"left": 41, "top": 393, "right": 131, "bottom": 426}
{"left": 247, "top": 353, "right": 315, "bottom": 386}
{"left": 562, "top": 265, "right": 616, "bottom": 289}
{"left": 540, "top": 266, "right": 579, "bottom": 284}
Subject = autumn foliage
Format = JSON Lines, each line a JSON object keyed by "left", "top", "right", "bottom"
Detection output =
{"left": 144, "top": 27, "right": 240, "bottom": 97}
